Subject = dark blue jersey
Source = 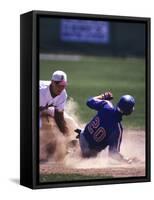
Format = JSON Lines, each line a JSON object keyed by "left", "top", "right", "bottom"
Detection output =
{"left": 83, "top": 97, "right": 123, "bottom": 153}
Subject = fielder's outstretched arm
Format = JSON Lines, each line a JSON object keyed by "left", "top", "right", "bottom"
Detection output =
{"left": 54, "top": 109, "right": 68, "bottom": 135}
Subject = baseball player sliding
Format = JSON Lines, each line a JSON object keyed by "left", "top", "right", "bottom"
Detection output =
{"left": 75, "top": 92, "right": 135, "bottom": 163}
{"left": 39, "top": 70, "right": 68, "bottom": 135}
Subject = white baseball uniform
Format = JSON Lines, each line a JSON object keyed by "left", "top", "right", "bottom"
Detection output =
{"left": 39, "top": 80, "right": 67, "bottom": 127}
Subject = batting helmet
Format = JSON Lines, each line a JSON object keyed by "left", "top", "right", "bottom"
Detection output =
{"left": 117, "top": 95, "right": 135, "bottom": 115}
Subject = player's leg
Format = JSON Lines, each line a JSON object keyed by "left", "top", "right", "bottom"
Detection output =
{"left": 117, "top": 122, "right": 123, "bottom": 152}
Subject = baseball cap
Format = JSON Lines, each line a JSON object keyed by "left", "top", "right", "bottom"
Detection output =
{"left": 51, "top": 70, "right": 67, "bottom": 86}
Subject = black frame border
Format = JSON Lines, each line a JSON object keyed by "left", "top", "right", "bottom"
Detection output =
{"left": 20, "top": 10, "right": 151, "bottom": 189}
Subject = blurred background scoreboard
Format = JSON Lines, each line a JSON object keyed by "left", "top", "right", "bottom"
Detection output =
{"left": 39, "top": 17, "right": 145, "bottom": 57}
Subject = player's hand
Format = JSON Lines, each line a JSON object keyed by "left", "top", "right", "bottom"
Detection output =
{"left": 102, "top": 91, "right": 113, "bottom": 100}
{"left": 109, "top": 152, "right": 133, "bottom": 164}
{"left": 123, "top": 157, "right": 140, "bottom": 164}
{"left": 39, "top": 103, "right": 53, "bottom": 112}
{"left": 39, "top": 104, "right": 49, "bottom": 112}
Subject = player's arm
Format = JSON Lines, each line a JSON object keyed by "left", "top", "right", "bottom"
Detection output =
{"left": 54, "top": 92, "right": 69, "bottom": 135}
{"left": 39, "top": 85, "right": 49, "bottom": 112}
{"left": 54, "top": 109, "right": 68, "bottom": 135}
{"left": 87, "top": 92, "right": 113, "bottom": 111}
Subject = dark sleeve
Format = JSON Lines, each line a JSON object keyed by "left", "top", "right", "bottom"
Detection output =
{"left": 86, "top": 97, "right": 107, "bottom": 111}
{"left": 108, "top": 123, "right": 123, "bottom": 154}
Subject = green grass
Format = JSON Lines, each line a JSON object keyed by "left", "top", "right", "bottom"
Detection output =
{"left": 40, "top": 173, "right": 112, "bottom": 183}
{"left": 40, "top": 56, "right": 145, "bottom": 129}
